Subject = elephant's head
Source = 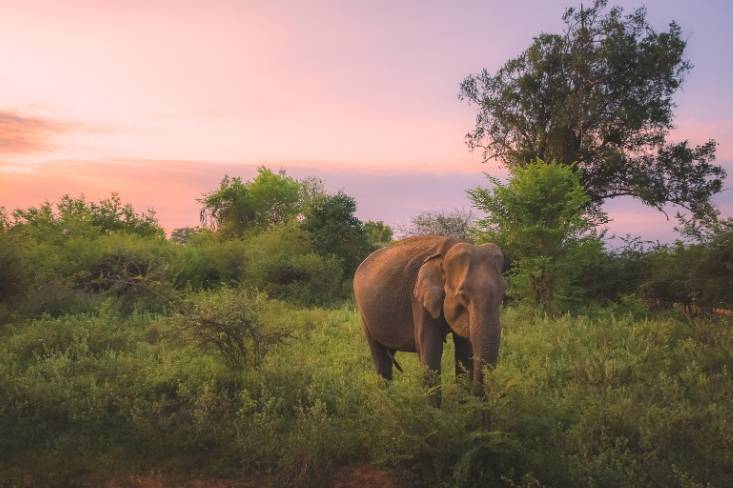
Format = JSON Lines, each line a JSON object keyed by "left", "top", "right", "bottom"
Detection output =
{"left": 415, "top": 242, "right": 505, "bottom": 388}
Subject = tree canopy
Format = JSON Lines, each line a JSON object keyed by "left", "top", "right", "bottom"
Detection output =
{"left": 198, "top": 166, "right": 373, "bottom": 277}
{"left": 198, "top": 167, "right": 302, "bottom": 238}
{"left": 5, "top": 193, "right": 163, "bottom": 240}
{"left": 301, "top": 192, "right": 372, "bottom": 275}
{"left": 459, "top": 0, "right": 725, "bottom": 218}
{"left": 363, "top": 220, "right": 393, "bottom": 248}
{"left": 469, "top": 161, "right": 604, "bottom": 259}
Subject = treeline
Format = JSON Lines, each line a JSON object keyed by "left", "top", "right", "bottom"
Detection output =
{"left": 0, "top": 167, "right": 392, "bottom": 322}
{"left": 1, "top": 163, "right": 731, "bottom": 322}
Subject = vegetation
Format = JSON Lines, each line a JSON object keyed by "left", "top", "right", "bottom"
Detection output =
{"left": 402, "top": 209, "right": 476, "bottom": 242}
{"left": 198, "top": 167, "right": 303, "bottom": 238}
{"left": 363, "top": 220, "right": 394, "bottom": 248}
{"left": 1, "top": 167, "right": 731, "bottom": 486}
{"left": 468, "top": 160, "right": 733, "bottom": 315}
{"left": 1, "top": 297, "right": 731, "bottom": 486}
{"left": 301, "top": 191, "right": 373, "bottom": 276}
{"left": 470, "top": 161, "right": 607, "bottom": 309}
{"left": 1, "top": 1, "right": 731, "bottom": 485}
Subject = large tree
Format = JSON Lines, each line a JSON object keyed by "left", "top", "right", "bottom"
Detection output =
{"left": 459, "top": 0, "right": 725, "bottom": 218}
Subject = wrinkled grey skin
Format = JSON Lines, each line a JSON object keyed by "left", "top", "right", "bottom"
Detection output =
{"left": 353, "top": 236, "right": 505, "bottom": 398}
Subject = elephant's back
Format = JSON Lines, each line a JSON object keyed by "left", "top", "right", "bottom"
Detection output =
{"left": 353, "top": 236, "right": 456, "bottom": 350}
{"left": 354, "top": 235, "right": 450, "bottom": 293}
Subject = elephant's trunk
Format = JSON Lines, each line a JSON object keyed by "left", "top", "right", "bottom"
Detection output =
{"left": 469, "top": 303, "right": 501, "bottom": 395}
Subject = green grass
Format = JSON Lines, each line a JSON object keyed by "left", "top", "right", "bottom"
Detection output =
{"left": 1, "top": 299, "right": 731, "bottom": 487}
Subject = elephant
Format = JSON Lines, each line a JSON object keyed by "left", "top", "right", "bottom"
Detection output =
{"left": 353, "top": 235, "right": 505, "bottom": 399}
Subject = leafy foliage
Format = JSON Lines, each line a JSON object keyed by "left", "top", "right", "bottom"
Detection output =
{"left": 2, "top": 304, "right": 731, "bottom": 486}
{"left": 638, "top": 236, "right": 733, "bottom": 313}
{"left": 199, "top": 167, "right": 301, "bottom": 238}
{"left": 301, "top": 192, "right": 373, "bottom": 275}
{"left": 470, "top": 162, "right": 602, "bottom": 258}
{"left": 169, "top": 226, "right": 204, "bottom": 244}
{"left": 363, "top": 220, "right": 393, "bottom": 248}
{"left": 197, "top": 167, "right": 371, "bottom": 287}
{"left": 7, "top": 193, "right": 163, "bottom": 240}
{"left": 470, "top": 161, "right": 605, "bottom": 308}
{"left": 242, "top": 222, "right": 345, "bottom": 305}
{"left": 176, "top": 288, "right": 290, "bottom": 370}
{"left": 459, "top": 0, "right": 725, "bottom": 218}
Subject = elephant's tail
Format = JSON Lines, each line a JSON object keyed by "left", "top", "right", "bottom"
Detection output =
{"left": 387, "top": 351, "right": 403, "bottom": 373}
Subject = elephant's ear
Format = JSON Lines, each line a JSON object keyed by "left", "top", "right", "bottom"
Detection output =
{"left": 414, "top": 254, "right": 445, "bottom": 319}
{"left": 480, "top": 243, "right": 504, "bottom": 274}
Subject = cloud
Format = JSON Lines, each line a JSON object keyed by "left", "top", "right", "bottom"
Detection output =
{"left": 0, "top": 110, "right": 72, "bottom": 155}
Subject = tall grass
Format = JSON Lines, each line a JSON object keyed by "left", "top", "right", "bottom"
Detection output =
{"left": 1, "top": 298, "right": 731, "bottom": 486}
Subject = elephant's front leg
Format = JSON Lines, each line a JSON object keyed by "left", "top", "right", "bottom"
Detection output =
{"left": 415, "top": 313, "right": 445, "bottom": 406}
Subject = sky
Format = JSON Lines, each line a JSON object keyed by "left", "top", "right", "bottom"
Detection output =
{"left": 1, "top": 0, "right": 732, "bottom": 241}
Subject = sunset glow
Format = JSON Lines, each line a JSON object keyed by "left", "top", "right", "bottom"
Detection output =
{"left": 2, "top": 0, "right": 731, "bottom": 241}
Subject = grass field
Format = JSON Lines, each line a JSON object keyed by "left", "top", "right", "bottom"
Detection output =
{"left": 1, "top": 294, "right": 731, "bottom": 487}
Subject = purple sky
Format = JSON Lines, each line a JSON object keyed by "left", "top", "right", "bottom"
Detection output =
{"left": 1, "top": 0, "right": 731, "bottom": 242}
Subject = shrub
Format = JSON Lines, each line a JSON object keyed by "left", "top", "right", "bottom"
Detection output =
{"left": 8, "top": 193, "right": 163, "bottom": 242}
{"left": 171, "top": 234, "right": 248, "bottom": 289}
{"left": 243, "top": 223, "right": 344, "bottom": 305}
{"left": 403, "top": 209, "right": 476, "bottom": 242}
{"left": 14, "top": 281, "right": 101, "bottom": 318}
{"left": 363, "top": 220, "right": 393, "bottom": 248}
{"left": 1, "top": 305, "right": 732, "bottom": 486}
{"left": 65, "top": 234, "right": 178, "bottom": 314}
{"left": 0, "top": 231, "right": 27, "bottom": 304}
{"left": 175, "top": 288, "right": 290, "bottom": 370}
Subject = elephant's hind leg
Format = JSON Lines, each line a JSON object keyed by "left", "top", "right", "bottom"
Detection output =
{"left": 364, "top": 330, "right": 393, "bottom": 381}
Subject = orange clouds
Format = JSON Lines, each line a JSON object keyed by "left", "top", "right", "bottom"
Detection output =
{"left": 0, "top": 110, "right": 71, "bottom": 155}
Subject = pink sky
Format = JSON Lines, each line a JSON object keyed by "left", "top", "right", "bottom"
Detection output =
{"left": 1, "top": 0, "right": 731, "bottom": 242}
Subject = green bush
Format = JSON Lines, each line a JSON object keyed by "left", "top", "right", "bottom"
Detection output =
{"left": 14, "top": 280, "right": 102, "bottom": 318}
{"left": 0, "top": 231, "right": 27, "bottom": 303}
{"left": 199, "top": 167, "right": 302, "bottom": 239}
{"left": 69, "top": 234, "right": 176, "bottom": 312}
{"left": 301, "top": 191, "right": 373, "bottom": 275}
{"left": 170, "top": 234, "right": 248, "bottom": 289}
{"left": 470, "top": 161, "right": 607, "bottom": 311}
{"left": 175, "top": 288, "right": 290, "bottom": 370}
{"left": 242, "top": 223, "right": 344, "bottom": 305}
{"left": 635, "top": 230, "right": 733, "bottom": 312}
{"left": 1, "top": 228, "right": 179, "bottom": 317}
{"left": 694, "top": 226, "right": 733, "bottom": 309}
